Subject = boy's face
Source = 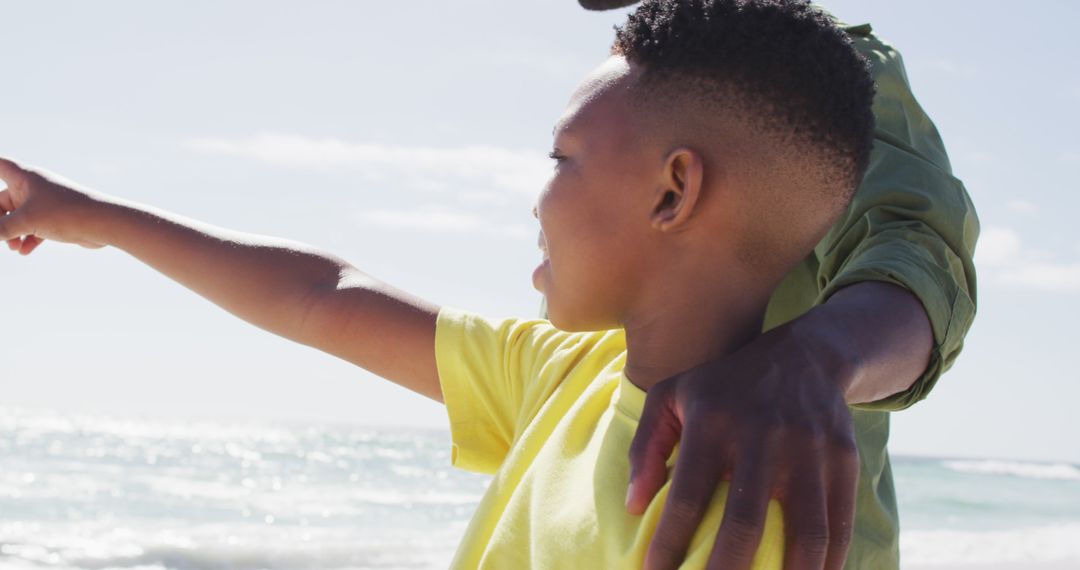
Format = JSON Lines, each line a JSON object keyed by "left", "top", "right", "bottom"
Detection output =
{"left": 533, "top": 56, "right": 657, "bottom": 331}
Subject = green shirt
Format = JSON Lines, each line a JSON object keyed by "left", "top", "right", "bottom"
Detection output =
{"left": 762, "top": 20, "right": 980, "bottom": 570}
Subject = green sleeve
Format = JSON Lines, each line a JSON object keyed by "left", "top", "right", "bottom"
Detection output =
{"left": 816, "top": 25, "right": 980, "bottom": 412}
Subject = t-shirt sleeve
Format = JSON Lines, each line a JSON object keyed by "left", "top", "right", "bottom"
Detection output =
{"left": 434, "top": 306, "right": 614, "bottom": 474}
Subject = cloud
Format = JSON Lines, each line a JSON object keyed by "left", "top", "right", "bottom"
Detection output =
{"left": 354, "top": 206, "right": 532, "bottom": 240}
{"left": 959, "top": 150, "right": 993, "bottom": 165}
{"left": 975, "top": 226, "right": 1021, "bottom": 268}
{"left": 1005, "top": 199, "right": 1037, "bottom": 215}
{"left": 183, "top": 132, "right": 552, "bottom": 197}
{"left": 977, "top": 225, "right": 1080, "bottom": 292}
{"left": 916, "top": 58, "right": 977, "bottom": 78}
{"left": 184, "top": 133, "right": 549, "bottom": 240}
{"left": 1000, "top": 262, "right": 1080, "bottom": 292}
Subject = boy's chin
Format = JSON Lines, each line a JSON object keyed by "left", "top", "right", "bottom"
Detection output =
{"left": 545, "top": 302, "right": 618, "bottom": 332}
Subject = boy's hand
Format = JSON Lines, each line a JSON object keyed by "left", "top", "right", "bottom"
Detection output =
{"left": 0, "top": 156, "right": 110, "bottom": 254}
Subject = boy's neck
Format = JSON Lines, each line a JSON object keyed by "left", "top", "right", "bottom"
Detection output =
{"left": 620, "top": 280, "right": 772, "bottom": 392}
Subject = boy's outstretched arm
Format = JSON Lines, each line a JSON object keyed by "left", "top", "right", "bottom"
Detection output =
{"left": 0, "top": 156, "right": 442, "bottom": 401}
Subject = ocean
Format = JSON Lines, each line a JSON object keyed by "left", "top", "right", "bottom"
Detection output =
{"left": 2, "top": 406, "right": 1078, "bottom": 570}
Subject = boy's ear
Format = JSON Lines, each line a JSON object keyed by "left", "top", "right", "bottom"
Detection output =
{"left": 650, "top": 147, "right": 705, "bottom": 232}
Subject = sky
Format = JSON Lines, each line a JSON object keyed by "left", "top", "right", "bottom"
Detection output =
{"left": 2, "top": 0, "right": 1078, "bottom": 464}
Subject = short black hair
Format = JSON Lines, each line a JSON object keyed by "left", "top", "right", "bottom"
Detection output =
{"left": 612, "top": 0, "right": 876, "bottom": 199}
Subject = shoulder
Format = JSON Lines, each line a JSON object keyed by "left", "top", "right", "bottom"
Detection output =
{"left": 436, "top": 306, "right": 626, "bottom": 377}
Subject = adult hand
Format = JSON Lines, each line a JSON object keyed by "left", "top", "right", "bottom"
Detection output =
{"left": 627, "top": 320, "right": 859, "bottom": 570}
{"left": 0, "top": 156, "right": 111, "bottom": 254}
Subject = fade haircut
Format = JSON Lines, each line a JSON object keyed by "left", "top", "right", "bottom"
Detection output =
{"left": 611, "top": 0, "right": 876, "bottom": 270}
{"left": 612, "top": 0, "right": 875, "bottom": 196}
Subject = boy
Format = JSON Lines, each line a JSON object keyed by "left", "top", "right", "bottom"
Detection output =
{"left": 0, "top": 0, "right": 875, "bottom": 568}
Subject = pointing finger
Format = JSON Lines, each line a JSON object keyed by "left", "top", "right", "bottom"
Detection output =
{"left": 0, "top": 189, "right": 19, "bottom": 250}
{"left": 0, "top": 189, "right": 14, "bottom": 212}
{"left": 0, "top": 210, "right": 29, "bottom": 242}
{"left": 0, "top": 156, "right": 24, "bottom": 184}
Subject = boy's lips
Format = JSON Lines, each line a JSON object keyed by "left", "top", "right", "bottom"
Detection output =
{"left": 532, "top": 250, "right": 550, "bottom": 292}
{"left": 537, "top": 233, "right": 549, "bottom": 261}
{"left": 533, "top": 232, "right": 550, "bottom": 292}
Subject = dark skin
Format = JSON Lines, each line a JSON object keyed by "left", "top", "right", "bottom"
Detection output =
{"left": 627, "top": 281, "right": 933, "bottom": 570}
{"left": 575, "top": 0, "right": 936, "bottom": 567}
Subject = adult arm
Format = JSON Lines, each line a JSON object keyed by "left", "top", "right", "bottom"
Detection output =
{"left": 0, "top": 157, "right": 443, "bottom": 401}
{"left": 626, "top": 27, "right": 980, "bottom": 570}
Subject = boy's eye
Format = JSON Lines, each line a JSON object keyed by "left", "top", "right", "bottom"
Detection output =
{"left": 548, "top": 151, "right": 565, "bottom": 162}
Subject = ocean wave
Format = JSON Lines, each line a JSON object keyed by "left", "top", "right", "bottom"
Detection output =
{"left": 0, "top": 541, "right": 452, "bottom": 570}
{"left": 901, "top": 523, "right": 1080, "bottom": 565}
{"left": 942, "top": 459, "right": 1080, "bottom": 480}
{"left": 0, "top": 406, "right": 303, "bottom": 445}
{"left": 0, "top": 522, "right": 464, "bottom": 570}
{"left": 8, "top": 523, "right": 1080, "bottom": 569}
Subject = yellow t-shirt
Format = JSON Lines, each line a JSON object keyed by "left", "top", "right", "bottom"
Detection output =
{"left": 435, "top": 307, "right": 784, "bottom": 569}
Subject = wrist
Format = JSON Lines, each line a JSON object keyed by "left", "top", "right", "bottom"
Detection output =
{"left": 787, "top": 304, "right": 864, "bottom": 403}
{"left": 82, "top": 194, "right": 124, "bottom": 247}
{"left": 797, "top": 281, "right": 934, "bottom": 406}
{"left": 86, "top": 194, "right": 151, "bottom": 249}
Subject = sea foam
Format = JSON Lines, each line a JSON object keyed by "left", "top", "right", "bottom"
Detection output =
{"left": 943, "top": 459, "right": 1080, "bottom": 480}
{"left": 3, "top": 406, "right": 1078, "bottom": 569}
{"left": 902, "top": 523, "right": 1080, "bottom": 565}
